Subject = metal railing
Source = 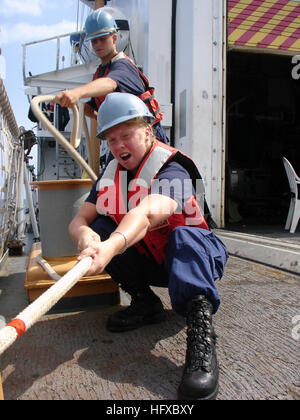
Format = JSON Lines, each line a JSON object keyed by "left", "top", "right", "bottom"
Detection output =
{"left": 22, "top": 31, "right": 85, "bottom": 84}
{"left": 0, "top": 77, "right": 23, "bottom": 263}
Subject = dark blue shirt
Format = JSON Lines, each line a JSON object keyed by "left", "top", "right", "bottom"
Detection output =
{"left": 87, "top": 58, "right": 169, "bottom": 145}
{"left": 87, "top": 58, "right": 145, "bottom": 111}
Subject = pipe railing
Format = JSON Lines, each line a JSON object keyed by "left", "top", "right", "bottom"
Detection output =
{"left": 22, "top": 32, "right": 84, "bottom": 84}
{"left": 0, "top": 77, "right": 23, "bottom": 261}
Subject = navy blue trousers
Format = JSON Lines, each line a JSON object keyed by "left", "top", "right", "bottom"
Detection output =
{"left": 90, "top": 216, "right": 228, "bottom": 315}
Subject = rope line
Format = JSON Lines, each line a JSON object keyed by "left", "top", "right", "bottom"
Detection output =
{"left": 0, "top": 78, "right": 19, "bottom": 139}
{"left": 30, "top": 96, "right": 97, "bottom": 182}
{"left": 0, "top": 256, "right": 92, "bottom": 356}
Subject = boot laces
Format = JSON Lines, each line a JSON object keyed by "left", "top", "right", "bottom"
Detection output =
{"left": 186, "top": 300, "right": 216, "bottom": 373}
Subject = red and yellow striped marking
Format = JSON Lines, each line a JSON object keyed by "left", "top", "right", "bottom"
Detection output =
{"left": 228, "top": 0, "right": 300, "bottom": 53}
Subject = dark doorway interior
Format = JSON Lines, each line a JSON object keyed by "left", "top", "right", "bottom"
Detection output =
{"left": 226, "top": 50, "right": 300, "bottom": 229}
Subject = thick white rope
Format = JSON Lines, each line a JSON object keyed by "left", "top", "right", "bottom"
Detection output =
{"left": 30, "top": 95, "right": 97, "bottom": 182}
{"left": 0, "top": 256, "right": 92, "bottom": 356}
{"left": 0, "top": 77, "right": 19, "bottom": 139}
{"left": 0, "top": 97, "right": 98, "bottom": 355}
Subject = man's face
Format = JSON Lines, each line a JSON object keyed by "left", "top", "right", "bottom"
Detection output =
{"left": 91, "top": 34, "right": 116, "bottom": 60}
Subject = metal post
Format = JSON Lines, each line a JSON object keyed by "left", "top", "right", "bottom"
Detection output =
{"left": 17, "top": 146, "right": 26, "bottom": 242}
{"left": 54, "top": 104, "right": 60, "bottom": 180}
{"left": 24, "top": 164, "right": 40, "bottom": 241}
{"left": 56, "top": 38, "right": 60, "bottom": 71}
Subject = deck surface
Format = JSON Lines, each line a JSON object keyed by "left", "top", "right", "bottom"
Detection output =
{"left": 0, "top": 254, "right": 299, "bottom": 400}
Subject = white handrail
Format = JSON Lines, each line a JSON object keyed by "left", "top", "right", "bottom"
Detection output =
{"left": 22, "top": 31, "right": 85, "bottom": 82}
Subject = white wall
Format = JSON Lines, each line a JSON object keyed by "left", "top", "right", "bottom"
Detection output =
{"left": 108, "top": 0, "right": 173, "bottom": 126}
{"left": 174, "top": 0, "right": 225, "bottom": 226}
{"left": 106, "top": 0, "right": 226, "bottom": 224}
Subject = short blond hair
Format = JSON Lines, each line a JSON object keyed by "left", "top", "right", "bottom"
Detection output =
{"left": 102, "top": 116, "right": 154, "bottom": 140}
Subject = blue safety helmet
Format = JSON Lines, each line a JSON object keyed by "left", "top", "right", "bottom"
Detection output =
{"left": 70, "top": 33, "right": 81, "bottom": 46}
{"left": 84, "top": 9, "right": 119, "bottom": 42}
{"left": 97, "top": 93, "right": 155, "bottom": 138}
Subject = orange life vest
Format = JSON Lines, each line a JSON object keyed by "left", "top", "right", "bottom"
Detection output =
{"left": 93, "top": 52, "right": 163, "bottom": 125}
{"left": 96, "top": 140, "right": 209, "bottom": 264}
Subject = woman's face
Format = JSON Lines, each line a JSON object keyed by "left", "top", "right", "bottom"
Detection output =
{"left": 105, "top": 122, "right": 152, "bottom": 173}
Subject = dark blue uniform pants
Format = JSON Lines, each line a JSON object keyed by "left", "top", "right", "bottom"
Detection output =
{"left": 90, "top": 216, "right": 228, "bottom": 315}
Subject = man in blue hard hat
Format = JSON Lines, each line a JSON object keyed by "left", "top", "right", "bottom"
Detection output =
{"left": 54, "top": 8, "right": 168, "bottom": 166}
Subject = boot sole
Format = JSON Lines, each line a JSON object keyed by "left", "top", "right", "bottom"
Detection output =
{"left": 177, "top": 384, "right": 219, "bottom": 401}
{"left": 107, "top": 311, "right": 167, "bottom": 333}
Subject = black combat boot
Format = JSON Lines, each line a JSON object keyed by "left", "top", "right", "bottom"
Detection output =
{"left": 178, "top": 295, "right": 219, "bottom": 400}
{"left": 106, "top": 287, "right": 166, "bottom": 332}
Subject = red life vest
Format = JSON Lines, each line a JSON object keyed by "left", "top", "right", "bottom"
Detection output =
{"left": 92, "top": 52, "right": 163, "bottom": 125}
{"left": 96, "top": 140, "right": 209, "bottom": 265}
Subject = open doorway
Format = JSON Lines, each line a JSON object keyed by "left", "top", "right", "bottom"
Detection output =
{"left": 225, "top": 50, "right": 300, "bottom": 235}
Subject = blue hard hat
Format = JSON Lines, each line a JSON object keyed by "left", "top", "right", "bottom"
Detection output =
{"left": 70, "top": 33, "right": 81, "bottom": 45}
{"left": 84, "top": 9, "right": 118, "bottom": 42}
{"left": 97, "top": 93, "right": 154, "bottom": 138}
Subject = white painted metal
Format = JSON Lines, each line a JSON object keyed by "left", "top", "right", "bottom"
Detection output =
{"left": 215, "top": 229, "right": 300, "bottom": 275}
{"left": 105, "top": 0, "right": 173, "bottom": 127}
{"left": 147, "top": 0, "right": 172, "bottom": 108}
{"left": 174, "top": 0, "right": 225, "bottom": 227}
{"left": 24, "top": 61, "right": 99, "bottom": 91}
{"left": 221, "top": 1, "right": 227, "bottom": 228}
